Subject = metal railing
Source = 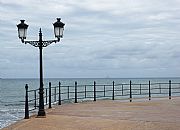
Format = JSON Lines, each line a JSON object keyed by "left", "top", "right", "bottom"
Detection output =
{"left": 24, "top": 80, "right": 180, "bottom": 119}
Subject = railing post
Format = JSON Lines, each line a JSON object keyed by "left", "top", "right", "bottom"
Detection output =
{"left": 149, "top": 80, "right": 151, "bottom": 100}
{"left": 68, "top": 86, "right": 70, "bottom": 100}
{"left": 46, "top": 88, "right": 47, "bottom": 105}
{"left": 104, "top": 85, "right": 106, "bottom": 97}
{"left": 54, "top": 87, "right": 56, "bottom": 102}
{"left": 140, "top": 84, "right": 141, "bottom": 95}
{"left": 169, "top": 80, "right": 171, "bottom": 99}
{"left": 112, "top": 81, "right": 115, "bottom": 100}
{"left": 122, "top": 84, "right": 123, "bottom": 96}
{"left": 34, "top": 90, "right": 36, "bottom": 109}
{"left": 58, "top": 82, "right": 61, "bottom": 105}
{"left": 24, "top": 84, "right": 29, "bottom": 119}
{"left": 130, "top": 80, "right": 132, "bottom": 102}
{"left": 85, "top": 85, "right": 87, "bottom": 98}
{"left": 49, "top": 82, "right": 52, "bottom": 109}
{"left": 94, "top": 81, "right": 96, "bottom": 101}
{"left": 75, "top": 81, "right": 78, "bottom": 103}
{"left": 159, "top": 83, "right": 161, "bottom": 94}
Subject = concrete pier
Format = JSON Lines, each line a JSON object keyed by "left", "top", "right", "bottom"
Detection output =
{"left": 3, "top": 97, "right": 180, "bottom": 130}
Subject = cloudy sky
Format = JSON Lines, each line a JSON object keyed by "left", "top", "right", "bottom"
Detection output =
{"left": 1, "top": 0, "right": 180, "bottom": 78}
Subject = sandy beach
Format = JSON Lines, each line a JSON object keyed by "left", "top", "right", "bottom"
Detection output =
{"left": 2, "top": 97, "right": 180, "bottom": 130}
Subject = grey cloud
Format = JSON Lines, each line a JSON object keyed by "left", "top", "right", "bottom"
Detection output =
{"left": 1, "top": 0, "right": 180, "bottom": 78}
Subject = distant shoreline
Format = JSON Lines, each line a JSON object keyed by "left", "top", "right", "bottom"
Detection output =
{"left": 1, "top": 77, "right": 180, "bottom": 80}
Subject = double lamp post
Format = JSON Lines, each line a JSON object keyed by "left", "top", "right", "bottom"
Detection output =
{"left": 17, "top": 18, "right": 65, "bottom": 117}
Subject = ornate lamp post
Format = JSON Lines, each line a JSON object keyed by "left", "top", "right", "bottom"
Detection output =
{"left": 17, "top": 18, "right": 65, "bottom": 117}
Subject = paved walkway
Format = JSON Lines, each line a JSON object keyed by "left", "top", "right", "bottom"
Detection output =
{"left": 3, "top": 97, "right": 180, "bottom": 130}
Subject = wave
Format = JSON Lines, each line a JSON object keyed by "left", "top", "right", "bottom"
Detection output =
{"left": 0, "top": 100, "right": 25, "bottom": 107}
{"left": 4, "top": 102, "right": 24, "bottom": 107}
{"left": 0, "top": 108, "right": 24, "bottom": 114}
{"left": 0, "top": 107, "right": 24, "bottom": 129}
{"left": 0, "top": 113, "right": 23, "bottom": 129}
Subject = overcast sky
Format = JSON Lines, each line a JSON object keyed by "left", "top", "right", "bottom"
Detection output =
{"left": 1, "top": 0, "right": 180, "bottom": 78}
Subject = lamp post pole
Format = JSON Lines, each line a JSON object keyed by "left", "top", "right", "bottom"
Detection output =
{"left": 17, "top": 18, "right": 65, "bottom": 117}
{"left": 38, "top": 28, "right": 45, "bottom": 116}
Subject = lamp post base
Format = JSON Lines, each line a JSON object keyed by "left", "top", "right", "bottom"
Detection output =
{"left": 37, "top": 110, "right": 46, "bottom": 117}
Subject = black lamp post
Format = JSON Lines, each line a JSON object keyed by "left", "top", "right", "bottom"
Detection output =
{"left": 17, "top": 18, "right": 65, "bottom": 117}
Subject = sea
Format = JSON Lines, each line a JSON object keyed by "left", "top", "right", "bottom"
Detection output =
{"left": 0, "top": 77, "right": 180, "bottom": 129}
